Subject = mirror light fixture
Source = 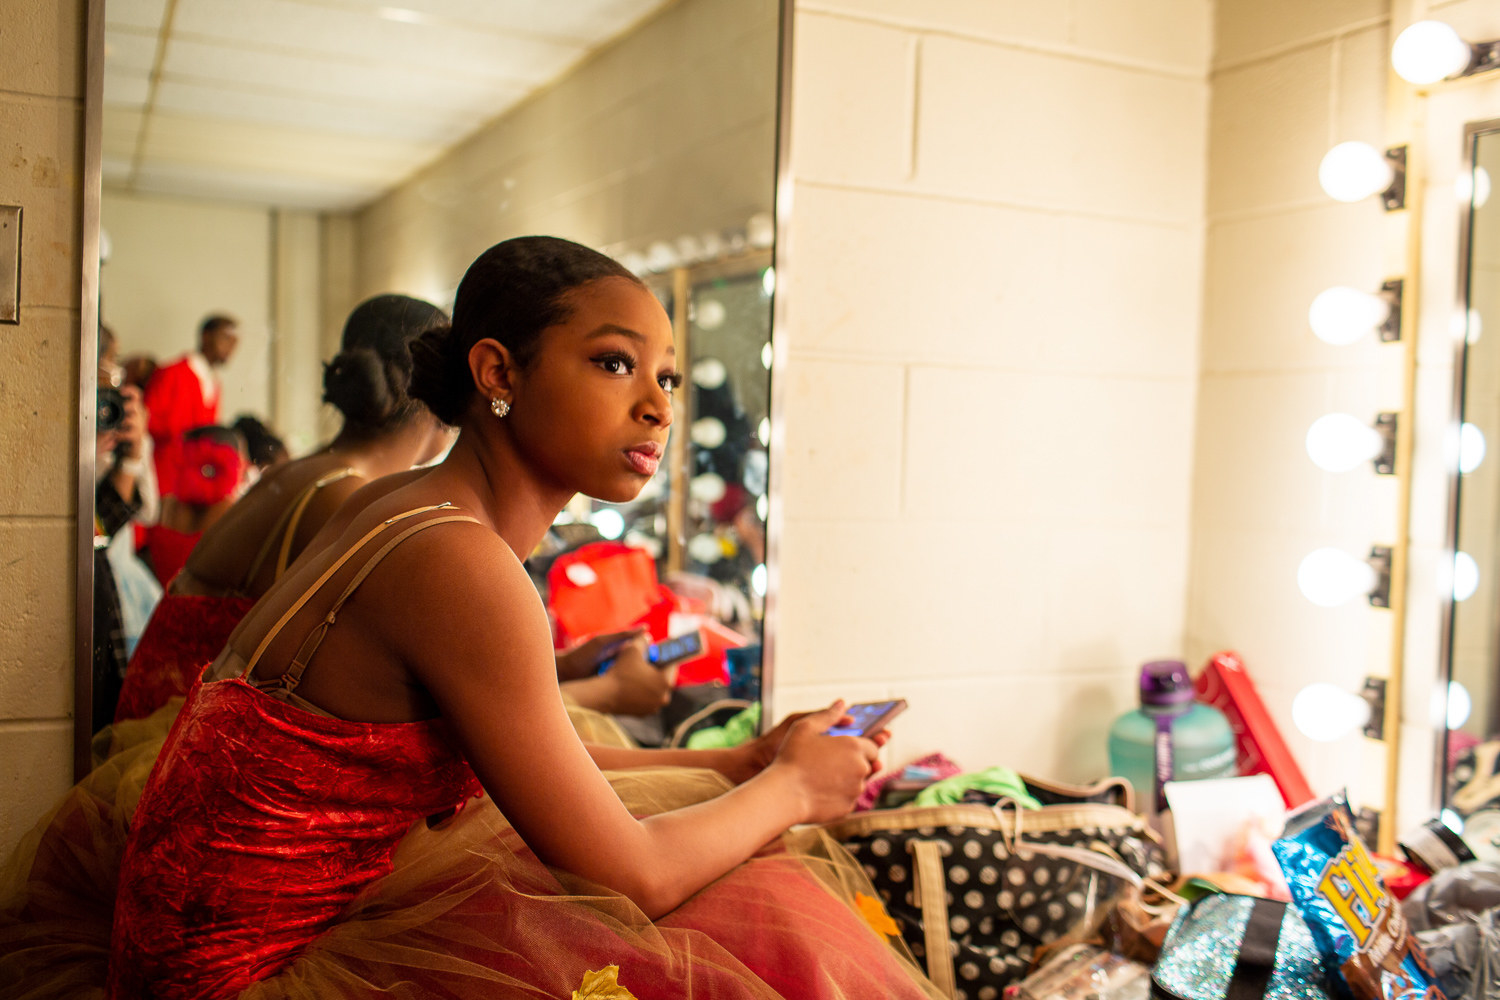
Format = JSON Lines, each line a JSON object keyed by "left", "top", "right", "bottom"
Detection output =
{"left": 1460, "top": 422, "right": 1487, "bottom": 475}
{"left": 1391, "top": 20, "right": 1500, "bottom": 86}
{"left": 1309, "top": 280, "right": 1404, "bottom": 344}
{"left": 1319, "top": 142, "right": 1408, "bottom": 210}
{"left": 1293, "top": 677, "right": 1388, "bottom": 742}
{"left": 1305, "top": 412, "right": 1398, "bottom": 475}
{"left": 1297, "top": 545, "right": 1393, "bottom": 608}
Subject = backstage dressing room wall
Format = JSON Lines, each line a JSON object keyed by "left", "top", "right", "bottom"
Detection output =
{"left": 772, "top": 1, "right": 1212, "bottom": 783}
{"left": 1185, "top": 1, "right": 1398, "bottom": 820}
{"left": 0, "top": 0, "right": 88, "bottom": 859}
{"left": 99, "top": 193, "right": 341, "bottom": 456}
{"left": 353, "top": 0, "right": 776, "bottom": 303}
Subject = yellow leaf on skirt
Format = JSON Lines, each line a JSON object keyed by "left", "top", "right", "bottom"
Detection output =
{"left": 572, "top": 965, "right": 639, "bottom": 999}
{"left": 855, "top": 891, "right": 901, "bottom": 938}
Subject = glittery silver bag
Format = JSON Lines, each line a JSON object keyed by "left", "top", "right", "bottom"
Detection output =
{"left": 1151, "top": 894, "right": 1334, "bottom": 1000}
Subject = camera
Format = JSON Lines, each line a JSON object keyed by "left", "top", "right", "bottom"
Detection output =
{"left": 98, "top": 386, "right": 126, "bottom": 433}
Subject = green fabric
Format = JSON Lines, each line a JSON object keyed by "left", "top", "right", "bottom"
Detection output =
{"left": 908, "top": 765, "right": 1042, "bottom": 810}
{"left": 685, "top": 702, "right": 762, "bottom": 749}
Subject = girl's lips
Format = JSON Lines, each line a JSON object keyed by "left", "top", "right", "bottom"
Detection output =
{"left": 625, "top": 446, "right": 661, "bottom": 476}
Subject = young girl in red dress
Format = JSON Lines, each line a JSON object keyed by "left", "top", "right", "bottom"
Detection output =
{"left": 99, "top": 237, "right": 941, "bottom": 999}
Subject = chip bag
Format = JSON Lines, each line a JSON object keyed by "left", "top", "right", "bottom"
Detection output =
{"left": 1270, "top": 791, "right": 1446, "bottom": 1000}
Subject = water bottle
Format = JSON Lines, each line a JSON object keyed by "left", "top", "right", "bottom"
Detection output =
{"left": 1107, "top": 660, "right": 1238, "bottom": 815}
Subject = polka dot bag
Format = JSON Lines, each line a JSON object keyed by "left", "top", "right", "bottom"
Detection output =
{"left": 820, "top": 776, "right": 1169, "bottom": 999}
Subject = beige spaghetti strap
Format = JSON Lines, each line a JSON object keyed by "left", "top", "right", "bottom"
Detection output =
{"left": 240, "top": 503, "right": 478, "bottom": 686}
{"left": 240, "top": 468, "right": 361, "bottom": 591}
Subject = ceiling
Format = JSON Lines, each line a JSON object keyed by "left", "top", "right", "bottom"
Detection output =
{"left": 102, "top": 0, "right": 675, "bottom": 211}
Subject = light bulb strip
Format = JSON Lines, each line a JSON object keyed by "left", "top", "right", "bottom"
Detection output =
{"left": 1374, "top": 412, "right": 1399, "bottom": 475}
{"left": 1466, "top": 40, "right": 1500, "bottom": 79}
{"left": 1361, "top": 677, "right": 1388, "bottom": 741}
{"left": 1381, "top": 146, "right": 1409, "bottom": 211}
{"left": 1378, "top": 278, "right": 1405, "bottom": 342}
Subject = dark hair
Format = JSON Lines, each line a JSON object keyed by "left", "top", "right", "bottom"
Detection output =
{"left": 407, "top": 236, "right": 642, "bottom": 425}
{"left": 322, "top": 294, "right": 448, "bottom": 433}
{"left": 182, "top": 423, "right": 246, "bottom": 453}
{"left": 98, "top": 323, "right": 116, "bottom": 361}
{"left": 231, "top": 414, "right": 289, "bottom": 468}
{"left": 199, "top": 314, "right": 237, "bottom": 338}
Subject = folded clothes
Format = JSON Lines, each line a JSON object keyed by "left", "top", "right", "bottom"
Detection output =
{"left": 909, "top": 765, "right": 1041, "bottom": 810}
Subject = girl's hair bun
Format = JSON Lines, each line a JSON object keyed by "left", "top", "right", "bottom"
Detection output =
{"left": 322, "top": 347, "right": 402, "bottom": 427}
{"left": 406, "top": 323, "right": 471, "bottom": 426}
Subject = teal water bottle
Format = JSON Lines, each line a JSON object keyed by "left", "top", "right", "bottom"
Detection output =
{"left": 1107, "top": 660, "right": 1237, "bottom": 814}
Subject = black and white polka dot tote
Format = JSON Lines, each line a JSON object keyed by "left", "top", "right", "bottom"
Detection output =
{"left": 822, "top": 792, "right": 1168, "bottom": 999}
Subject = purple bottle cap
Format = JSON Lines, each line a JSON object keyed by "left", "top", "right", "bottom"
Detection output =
{"left": 1139, "top": 660, "right": 1194, "bottom": 712}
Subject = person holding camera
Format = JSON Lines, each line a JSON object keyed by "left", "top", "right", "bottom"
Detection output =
{"left": 93, "top": 326, "right": 157, "bottom": 730}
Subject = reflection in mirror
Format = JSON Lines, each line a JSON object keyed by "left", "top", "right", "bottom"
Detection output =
{"left": 85, "top": 0, "right": 779, "bottom": 750}
{"left": 1445, "top": 122, "right": 1500, "bottom": 843}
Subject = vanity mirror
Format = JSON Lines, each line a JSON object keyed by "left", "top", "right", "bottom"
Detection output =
{"left": 76, "top": 0, "right": 783, "bottom": 769}
{"left": 1441, "top": 118, "right": 1500, "bottom": 834}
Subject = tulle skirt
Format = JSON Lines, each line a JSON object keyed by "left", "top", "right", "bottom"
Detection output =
{"left": 2, "top": 705, "right": 942, "bottom": 1000}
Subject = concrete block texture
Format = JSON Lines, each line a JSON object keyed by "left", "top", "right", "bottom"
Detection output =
{"left": 778, "top": 358, "right": 905, "bottom": 521}
{"left": 902, "top": 366, "right": 1195, "bottom": 528}
{"left": 0, "top": 521, "right": 74, "bottom": 721}
{"left": 916, "top": 37, "right": 1208, "bottom": 223}
{"left": 1214, "top": 0, "right": 1387, "bottom": 67}
{"left": 0, "top": 94, "right": 84, "bottom": 310}
{"left": 786, "top": 184, "right": 1202, "bottom": 377}
{"left": 0, "top": 0, "right": 84, "bottom": 100}
{"left": 0, "top": 722, "right": 73, "bottom": 867}
{"left": 0, "top": 309, "right": 78, "bottom": 516}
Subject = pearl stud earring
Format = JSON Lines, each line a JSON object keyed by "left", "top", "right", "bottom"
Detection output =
{"left": 491, "top": 398, "right": 511, "bottom": 418}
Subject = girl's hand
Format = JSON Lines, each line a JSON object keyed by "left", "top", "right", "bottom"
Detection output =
{"left": 768, "top": 701, "right": 881, "bottom": 824}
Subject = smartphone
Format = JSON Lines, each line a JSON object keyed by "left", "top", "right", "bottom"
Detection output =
{"left": 646, "top": 630, "right": 705, "bottom": 668}
{"left": 596, "top": 630, "right": 705, "bottom": 675}
{"left": 825, "top": 699, "right": 908, "bottom": 738}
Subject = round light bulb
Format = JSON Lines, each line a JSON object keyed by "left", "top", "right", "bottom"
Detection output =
{"left": 760, "top": 342, "right": 773, "bottom": 370}
{"left": 1449, "top": 681, "right": 1474, "bottom": 729}
{"left": 591, "top": 508, "right": 625, "bottom": 540}
{"left": 690, "top": 416, "right": 727, "bottom": 449}
{"left": 1458, "top": 166, "right": 1493, "bottom": 209}
{"left": 761, "top": 266, "right": 776, "bottom": 297}
{"left": 1309, "top": 286, "right": 1391, "bottom": 345}
{"left": 750, "top": 563, "right": 768, "bottom": 596}
{"left": 747, "top": 212, "right": 775, "bottom": 249}
{"left": 1455, "top": 551, "right": 1480, "bottom": 602}
{"left": 1293, "top": 682, "right": 1371, "bottom": 742}
{"left": 756, "top": 494, "right": 768, "bottom": 520}
{"left": 1306, "top": 413, "right": 1383, "bottom": 472}
{"left": 1391, "top": 20, "right": 1472, "bottom": 85}
{"left": 695, "top": 297, "right": 726, "bottom": 330}
{"left": 1462, "top": 423, "right": 1487, "bottom": 474}
{"left": 757, "top": 417, "right": 770, "bottom": 447}
{"left": 689, "top": 472, "right": 727, "bottom": 504}
{"left": 692, "top": 357, "right": 728, "bottom": 389}
{"left": 1319, "top": 142, "right": 1396, "bottom": 203}
{"left": 1298, "top": 547, "right": 1378, "bottom": 607}
{"left": 687, "top": 532, "right": 723, "bottom": 564}
{"left": 623, "top": 530, "right": 662, "bottom": 559}
{"left": 645, "top": 241, "right": 678, "bottom": 272}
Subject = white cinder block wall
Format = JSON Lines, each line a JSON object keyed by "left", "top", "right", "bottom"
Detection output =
{"left": 1185, "top": 1, "right": 1399, "bottom": 812}
{"left": 771, "top": 1, "right": 1213, "bottom": 783}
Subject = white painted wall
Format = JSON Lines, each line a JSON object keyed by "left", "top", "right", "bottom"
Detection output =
{"left": 771, "top": 0, "right": 1212, "bottom": 784}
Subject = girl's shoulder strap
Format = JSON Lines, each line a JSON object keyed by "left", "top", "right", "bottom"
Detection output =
{"left": 240, "top": 502, "right": 480, "bottom": 692}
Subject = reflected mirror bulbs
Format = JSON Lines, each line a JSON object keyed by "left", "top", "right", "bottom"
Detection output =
{"left": 1454, "top": 551, "right": 1479, "bottom": 602}
{"left": 1461, "top": 423, "right": 1487, "bottom": 474}
{"left": 1298, "top": 547, "right": 1378, "bottom": 607}
{"left": 1306, "top": 413, "right": 1383, "bottom": 472}
{"left": 1391, "top": 20, "right": 1472, "bottom": 85}
{"left": 1309, "top": 286, "right": 1391, "bottom": 345}
{"left": 1319, "top": 142, "right": 1395, "bottom": 203}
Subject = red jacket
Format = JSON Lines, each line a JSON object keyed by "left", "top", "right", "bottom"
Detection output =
{"left": 144, "top": 355, "right": 219, "bottom": 498}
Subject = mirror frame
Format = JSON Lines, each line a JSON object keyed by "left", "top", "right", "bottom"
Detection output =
{"left": 1434, "top": 115, "right": 1500, "bottom": 812}
{"left": 71, "top": 0, "right": 799, "bottom": 771}
{"left": 74, "top": 0, "right": 105, "bottom": 780}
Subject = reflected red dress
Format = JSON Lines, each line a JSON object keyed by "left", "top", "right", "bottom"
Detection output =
{"left": 113, "top": 469, "right": 360, "bottom": 723}
{"left": 104, "top": 505, "right": 942, "bottom": 1000}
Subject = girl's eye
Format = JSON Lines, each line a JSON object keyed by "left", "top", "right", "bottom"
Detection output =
{"left": 658, "top": 372, "right": 684, "bottom": 393}
{"left": 594, "top": 353, "right": 634, "bottom": 375}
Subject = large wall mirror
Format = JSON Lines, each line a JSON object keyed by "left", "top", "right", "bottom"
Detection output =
{"left": 1441, "top": 118, "right": 1500, "bottom": 835}
{"left": 78, "top": 0, "right": 784, "bottom": 766}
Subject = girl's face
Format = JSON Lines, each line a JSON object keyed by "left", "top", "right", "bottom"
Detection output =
{"left": 506, "top": 277, "right": 678, "bottom": 503}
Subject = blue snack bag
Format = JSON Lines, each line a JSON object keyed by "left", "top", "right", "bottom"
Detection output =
{"left": 1270, "top": 791, "right": 1445, "bottom": 1000}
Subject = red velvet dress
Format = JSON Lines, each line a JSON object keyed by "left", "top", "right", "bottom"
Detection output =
{"left": 102, "top": 506, "right": 943, "bottom": 1000}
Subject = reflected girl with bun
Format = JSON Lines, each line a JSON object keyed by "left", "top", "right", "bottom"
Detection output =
{"left": 107, "top": 237, "right": 939, "bottom": 999}
{"left": 112, "top": 294, "right": 454, "bottom": 723}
